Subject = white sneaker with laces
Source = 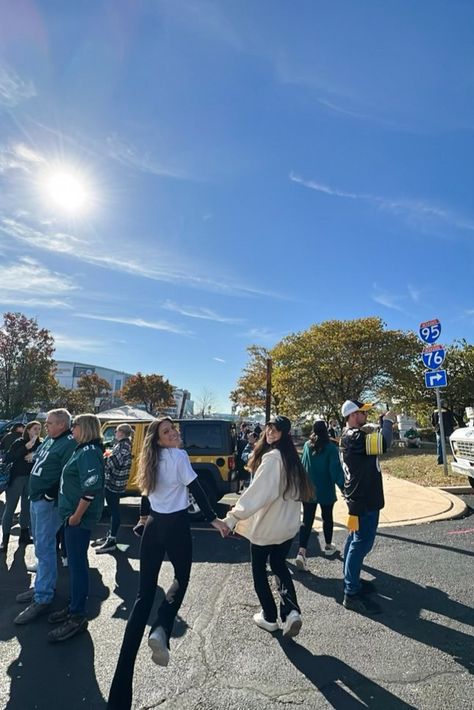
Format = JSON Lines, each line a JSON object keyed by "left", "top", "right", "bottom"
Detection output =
{"left": 282, "top": 610, "right": 302, "bottom": 638}
{"left": 295, "top": 554, "right": 308, "bottom": 571}
{"left": 148, "top": 626, "right": 169, "bottom": 666}
{"left": 253, "top": 610, "right": 279, "bottom": 632}
{"left": 324, "top": 544, "right": 337, "bottom": 557}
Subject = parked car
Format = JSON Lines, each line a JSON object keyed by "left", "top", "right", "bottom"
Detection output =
{"left": 97, "top": 410, "right": 239, "bottom": 519}
{"left": 449, "top": 407, "right": 474, "bottom": 489}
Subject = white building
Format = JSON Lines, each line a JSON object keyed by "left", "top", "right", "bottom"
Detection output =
{"left": 54, "top": 361, "right": 132, "bottom": 394}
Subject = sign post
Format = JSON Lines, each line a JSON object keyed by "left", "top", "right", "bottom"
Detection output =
{"left": 419, "top": 319, "right": 448, "bottom": 475}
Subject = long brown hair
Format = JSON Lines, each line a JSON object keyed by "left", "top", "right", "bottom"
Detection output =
{"left": 137, "top": 417, "right": 173, "bottom": 495}
{"left": 248, "top": 428, "right": 314, "bottom": 502}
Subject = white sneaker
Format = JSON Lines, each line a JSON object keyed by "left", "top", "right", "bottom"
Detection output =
{"left": 148, "top": 626, "right": 169, "bottom": 666}
{"left": 282, "top": 610, "right": 302, "bottom": 638}
{"left": 295, "top": 554, "right": 308, "bottom": 571}
{"left": 253, "top": 610, "right": 279, "bottom": 632}
{"left": 324, "top": 544, "right": 337, "bottom": 557}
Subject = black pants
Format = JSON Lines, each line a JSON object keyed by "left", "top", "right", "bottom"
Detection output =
{"left": 107, "top": 509, "right": 192, "bottom": 710}
{"left": 299, "top": 502, "right": 335, "bottom": 548}
{"left": 251, "top": 538, "right": 300, "bottom": 623}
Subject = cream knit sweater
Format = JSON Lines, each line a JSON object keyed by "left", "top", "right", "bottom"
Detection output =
{"left": 224, "top": 449, "right": 301, "bottom": 546}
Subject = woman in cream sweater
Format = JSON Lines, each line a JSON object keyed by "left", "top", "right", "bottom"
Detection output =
{"left": 224, "top": 415, "right": 313, "bottom": 637}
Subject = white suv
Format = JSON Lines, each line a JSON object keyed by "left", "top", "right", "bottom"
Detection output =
{"left": 449, "top": 407, "right": 474, "bottom": 489}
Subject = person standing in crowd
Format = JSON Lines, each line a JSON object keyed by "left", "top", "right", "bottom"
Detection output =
{"left": 223, "top": 416, "right": 313, "bottom": 638}
{"left": 48, "top": 414, "right": 105, "bottom": 642}
{"left": 107, "top": 418, "right": 228, "bottom": 710}
{"left": 295, "top": 420, "right": 344, "bottom": 571}
{"left": 0, "top": 423, "right": 25, "bottom": 454}
{"left": 340, "top": 400, "right": 395, "bottom": 615}
{"left": 0, "top": 421, "right": 42, "bottom": 551}
{"left": 14, "top": 409, "right": 76, "bottom": 625}
{"left": 95, "top": 424, "right": 133, "bottom": 554}
{"left": 238, "top": 431, "right": 259, "bottom": 491}
{"left": 253, "top": 422, "right": 262, "bottom": 438}
{"left": 431, "top": 401, "right": 457, "bottom": 465}
{"left": 327, "top": 419, "right": 340, "bottom": 443}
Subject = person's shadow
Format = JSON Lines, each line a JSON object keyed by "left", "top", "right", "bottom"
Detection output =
{"left": 2, "top": 559, "right": 109, "bottom": 710}
{"left": 278, "top": 639, "right": 417, "bottom": 709}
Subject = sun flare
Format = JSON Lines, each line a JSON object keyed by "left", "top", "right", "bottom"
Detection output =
{"left": 43, "top": 167, "right": 90, "bottom": 213}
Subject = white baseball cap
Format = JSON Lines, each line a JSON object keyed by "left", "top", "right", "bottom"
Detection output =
{"left": 341, "top": 400, "right": 373, "bottom": 418}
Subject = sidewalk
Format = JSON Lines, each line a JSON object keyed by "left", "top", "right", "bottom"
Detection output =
{"left": 222, "top": 474, "right": 468, "bottom": 530}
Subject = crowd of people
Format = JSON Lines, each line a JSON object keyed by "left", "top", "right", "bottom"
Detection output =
{"left": 0, "top": 401, "right": 398, "bottom": 709}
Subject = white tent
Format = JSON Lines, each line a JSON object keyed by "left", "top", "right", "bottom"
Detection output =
{"left": 96, "top": 405, "right": 156, "bottom": 422}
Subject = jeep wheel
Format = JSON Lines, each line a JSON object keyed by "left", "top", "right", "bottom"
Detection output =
{"left": 188, "top": 477, "right": 217, "bottom": 522}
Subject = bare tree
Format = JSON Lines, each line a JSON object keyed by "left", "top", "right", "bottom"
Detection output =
{"left": 196, "top": 388, "right": 216, "bottom": 418}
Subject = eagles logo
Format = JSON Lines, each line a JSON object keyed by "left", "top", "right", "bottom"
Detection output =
{"left": 84, "top": 474, "right": 98, "bottom": 487}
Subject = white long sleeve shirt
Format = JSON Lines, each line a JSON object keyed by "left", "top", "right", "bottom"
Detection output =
{"left": 224, "top": 449, "right": 301, "bottom": 546}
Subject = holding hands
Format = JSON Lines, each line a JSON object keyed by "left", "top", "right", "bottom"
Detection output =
{"left": 211, "top": 518, "right": 231, "bottom": 538}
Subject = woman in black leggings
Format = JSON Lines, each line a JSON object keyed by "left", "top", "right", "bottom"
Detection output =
{"left": 295, "top": 420, "right": 344, "bottom": 571}
{"left": 223, "top": 416, "right": 313, "bottom": 638}
{"left": 107, "top": 418, "right": 228, "bottom": 710}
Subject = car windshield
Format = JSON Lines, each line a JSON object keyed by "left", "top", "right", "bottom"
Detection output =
{"left": 182, "top": 425, "right": 225, "bottom": 450}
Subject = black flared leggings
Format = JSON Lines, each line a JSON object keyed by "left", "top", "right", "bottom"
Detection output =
{"left": 299, "top": 502, "right": 335, "bottom": 548}
{"left": 107, "top": 509, "right": 192, "bottom": 710}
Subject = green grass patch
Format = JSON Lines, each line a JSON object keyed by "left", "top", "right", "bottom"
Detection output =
{"left": 381, "top": 445, "right": 468, "bottom": 487}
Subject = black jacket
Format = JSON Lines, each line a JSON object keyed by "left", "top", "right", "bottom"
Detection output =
{"left": 340, "top": 419, "right": 393, "bottom": 516}
{"left": 6, "top": 437, "right": 42, "bottom": 480}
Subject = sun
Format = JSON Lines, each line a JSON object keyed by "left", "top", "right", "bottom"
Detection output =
{"left": 43, "top": 167, "right": 90, "bottom": 213}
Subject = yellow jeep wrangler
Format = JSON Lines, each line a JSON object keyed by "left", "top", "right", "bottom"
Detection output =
{"left": 99, "top": 415, "right": 239, "bottom": 519}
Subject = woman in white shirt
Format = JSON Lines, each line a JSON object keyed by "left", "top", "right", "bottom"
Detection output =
{"left": 224, "top": 416, "right": 313, "bottom": 638}
{"left": 107, "top": 418, "right": 227, "bottom": 710}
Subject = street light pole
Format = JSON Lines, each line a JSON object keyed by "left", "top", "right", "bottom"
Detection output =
{"left": 265, "top": 358, "right": 272, "bottom": 423}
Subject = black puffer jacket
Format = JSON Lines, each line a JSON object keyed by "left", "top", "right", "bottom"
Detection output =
{"left": 6, "top": 437, "right": 42, "bottom": 481}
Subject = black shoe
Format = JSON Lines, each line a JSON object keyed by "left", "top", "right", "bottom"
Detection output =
{"left": 95, "top": 536, "right": 117, "bottom": 554}
{"left": 48, "top": 607, "right": 70, "bottom": 624}
{"left": 0, "top": 534, "right": 10, "bottom": 552}
{"left": 360, "top": 579, "right": 377, "bottom": 595}
{"left": 48, "top": 614, "right": 88, "bottom": 642}
{"left": 343, "top": 593, "right": 381, "bottom": 615}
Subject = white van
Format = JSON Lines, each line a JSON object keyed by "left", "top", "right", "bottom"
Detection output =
{"left": 449, "top": 407, "right": 474, "bottom": 489}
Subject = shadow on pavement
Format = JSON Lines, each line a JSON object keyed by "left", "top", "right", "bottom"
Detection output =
{"left": 278, "top": 640, "right": 416, "bottom": 709}
{"left": 362, "top": 564, "right": 474, "bottom": 677}
{"left": 1, "top": 555, "right": 109, "bottom": 710}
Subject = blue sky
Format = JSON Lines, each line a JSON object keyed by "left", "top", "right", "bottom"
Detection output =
{"left": 0, "top": 1, "right": 473, "bottom": 412}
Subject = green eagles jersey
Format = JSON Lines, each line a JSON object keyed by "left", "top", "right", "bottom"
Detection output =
{"left": 59, "top": 441, "right": 105, "bottom": 529}
{"left": 29, "top": 431, "right": 77, "bottom": 502}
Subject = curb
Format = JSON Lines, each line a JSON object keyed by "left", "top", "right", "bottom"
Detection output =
{"left": 439, "top": 485, "right": 473, "bottom": 495}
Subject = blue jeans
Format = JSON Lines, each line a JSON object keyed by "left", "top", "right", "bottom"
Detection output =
{"left": 343, "top": 510, "right": 379, "bottom": 596}
{"left": 436, "top": 434, "right": 449, "bottom": 464}
{"left": 105, "top": 488, "right": 121, "bottom": 538}
{"left": 2, "top": 476, "right": 30, "bottom": 537}
{"left": 65, "top": 524, "right": 91, "bottom": 616}
{"left": 30, "top": 499, "right": 61, "bottom": 604}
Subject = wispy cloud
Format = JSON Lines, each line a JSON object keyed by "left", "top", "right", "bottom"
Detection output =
{"left": 290, "top": 172, "right": 474, "bottom": 235}
{"left": 371, "top": 285, "right": 404, "bottom": 312}
{"left": 407, "top": 284, "right": 422, "bottom": 304}
{"left": 74, "top": 313, "right": 193, "bottom": 336}
{"left": 0, "top": 64, "right": 36, "bottom": 108}
{"left": 162, "top": 299, "right": 243, "bottom": 324}
{"left": 0, "top": 257, "right": 76, "bottom": 309}
{"left": 238, "top": 327, "right": 280, "bottom": 345}
{"left": 53, "top": 333, "right": 105, "bottom": 352}
{"left": 213, "top": 357, "right": 226, "bottom": 363}
{"left": 0, "top": 214, "right": 285, "bottom": 300}
{"left": 0, "top": 142, "right": 45, "bottom": 175}
{"left": 105, "top": 134, "right": 189, "bottom": 180}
